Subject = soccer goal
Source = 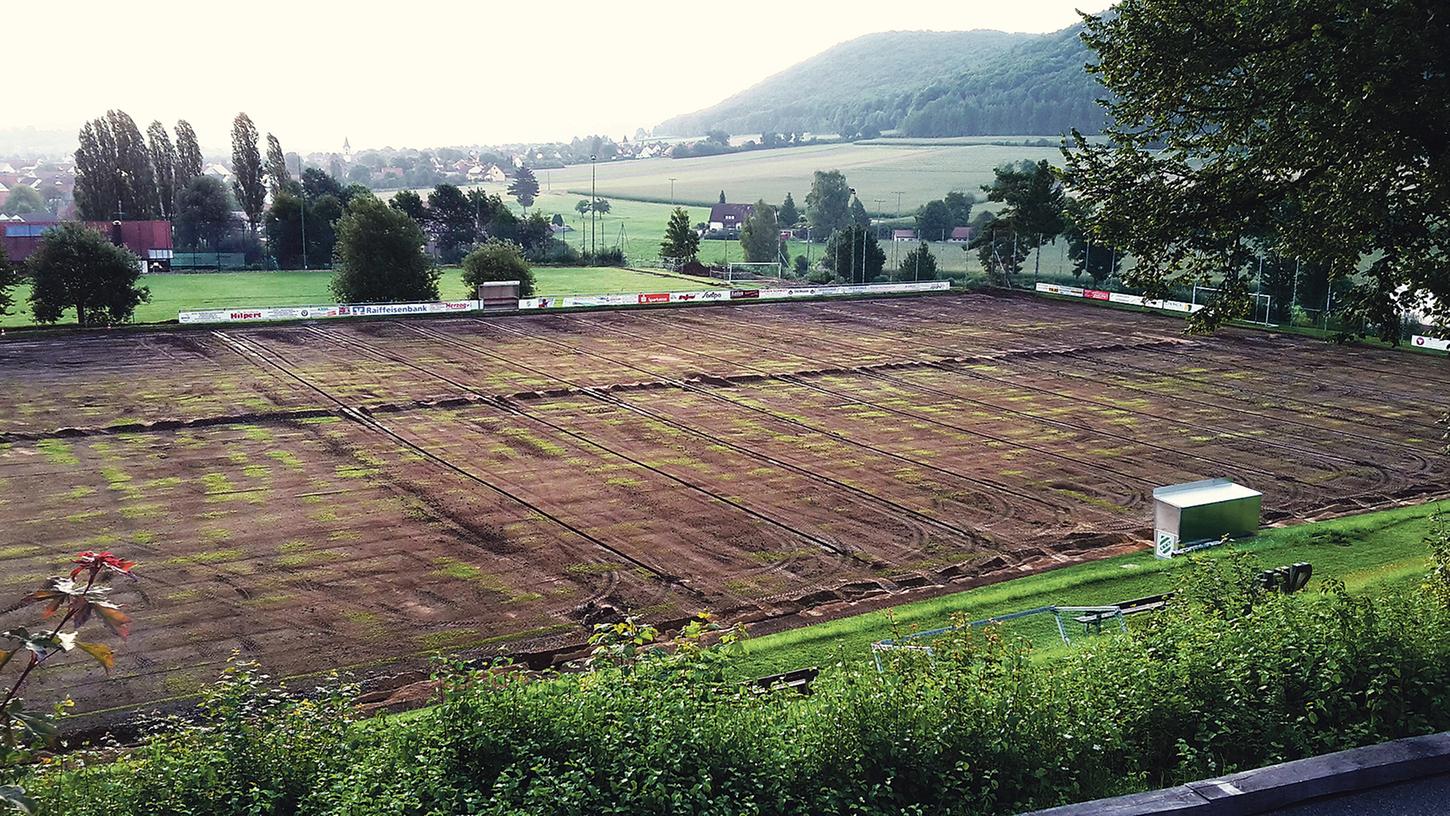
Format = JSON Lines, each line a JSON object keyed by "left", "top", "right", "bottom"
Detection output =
{"left": 726, "top": 262, "right": 782, "bottom": 282}
{"left": 1192, "top": 285, "right": 1275, "bottom": 325}
{"left": 871, "top": 605, "right": 1126, "bottom": 671}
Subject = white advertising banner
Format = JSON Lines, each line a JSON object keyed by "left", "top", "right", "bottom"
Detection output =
{"left": 516, "top": 282, "right": 946, "bottom": 311}
{"left": 1411, "top": 335, "right": 1450, "bottom": 352}
{"left": 179, "top": 300, "right": 478, "bottom": 324}
{"left": 1036, "top": 282, "right": 1204, "bottom": 315}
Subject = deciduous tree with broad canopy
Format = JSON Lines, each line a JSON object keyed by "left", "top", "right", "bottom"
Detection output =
{"left": 27, "top": 223, "right": 150, "bottom": 326}
{"left": 1065, "top": 0, "right": 1450, "bottom": 337}
{"left": 822, "top": 224, "right": 885, "bottom": 282}
{"left": 739, "top": 199, "right": 779, "bottom": 263}
{"left": 805, "top": 170, "right": 851, "bottom": 238}
{"left": 330, "top": 193, "right": 439, "bottom": 303}
{"left": 660, "top": 207, "right": 700, "bottom": 264}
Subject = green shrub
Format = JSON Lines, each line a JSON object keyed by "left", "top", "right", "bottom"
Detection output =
{"left": 461, "top": 240, "right": 536, "bottom": 298}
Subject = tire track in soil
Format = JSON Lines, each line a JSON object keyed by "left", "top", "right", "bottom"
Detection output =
{"left": 848, "top": 297, "right": 1448, "bottom": 435}
{"left": 803, "top": 301, "right": 1438, "bottom": 496}
{"left": 824, "top": 299, "right": 1449, "bottom": 509}
{"left": 396, "top": 320, "right": 1016, "bottom": 558}
{"left": 448, "top": 316, "right": 1090, "bottom": 537}
{"left": 391, "top": 319, "right": 1106, "bottom": 605}
{"left": 293, "top": 323, "right": 902, "bottom": 619}
{"left": 610, "top": 310, "right": 1189, "bottom": 496}
{"left": 211, "top": 329, "right": 703, "bottom": 607}
{"left": 303, "top": 323, "right": 913, "bottom": 570}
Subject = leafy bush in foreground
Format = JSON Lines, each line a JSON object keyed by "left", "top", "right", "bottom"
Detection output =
{"left": 22, "top": 553, "right": 1450, "bottom": 816}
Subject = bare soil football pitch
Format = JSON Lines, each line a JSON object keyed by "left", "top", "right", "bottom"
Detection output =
{"left": 1, "top": 292, "right": 1445, "bottom": 722}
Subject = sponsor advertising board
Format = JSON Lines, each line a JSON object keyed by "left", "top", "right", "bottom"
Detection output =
{"left": 181, "top": 282, "right": 951, "bottom": 324}
{"left": 1035, "top": 282, "right": 1203, "bottom": 315}
{"left": 179, "top": 300, "right": 477, "bottom": 324}
{"left": 1412, "top": 335, "right": 1450, "bottom": 352}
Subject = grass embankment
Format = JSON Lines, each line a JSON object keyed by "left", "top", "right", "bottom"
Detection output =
{"left": 0, "top": 266, "right": 725, "bottom": 329}
{"left": 733, "top": 502, "right": 1446, "bottom": 678}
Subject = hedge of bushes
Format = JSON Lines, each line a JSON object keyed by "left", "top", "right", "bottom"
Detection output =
{"left": 19, "top": 551, "right": 1450, "bottom": 816}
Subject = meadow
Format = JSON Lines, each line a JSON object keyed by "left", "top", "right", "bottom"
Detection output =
{"left": 0, "top": 266, "right": 723, "bottom": 329}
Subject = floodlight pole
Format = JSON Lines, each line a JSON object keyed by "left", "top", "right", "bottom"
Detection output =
{"left": 590, "top": 154, "right": 597, "bottom": 255}
{"left": 669, "top": 177, "right": 677, "bottom": 206}
{"left": 298, "top": 154, "right": 308, "bottom": 270}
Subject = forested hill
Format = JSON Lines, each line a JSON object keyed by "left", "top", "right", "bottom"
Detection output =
{"left": 655, "top": 24, "right": 1106, "bottom": 139}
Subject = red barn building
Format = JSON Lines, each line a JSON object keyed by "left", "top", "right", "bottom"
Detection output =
{"left": 2, "top": 219, "right": 173, "bottom": 271}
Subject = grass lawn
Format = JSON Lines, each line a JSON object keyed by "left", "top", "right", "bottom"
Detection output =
{"left": 730, "top": 501, "right": 1447, "bottom": 679}
{"left": 0, "top": 266, "right": 725, "bottom": 329}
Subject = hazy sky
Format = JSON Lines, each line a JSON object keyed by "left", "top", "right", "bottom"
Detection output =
{"left": 20, "top": 0, "right": 1109, "bottom": 153}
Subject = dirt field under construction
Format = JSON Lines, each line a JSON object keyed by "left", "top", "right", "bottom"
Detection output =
{"left": 1, "top": 292, "right": 1446, "bottom": 721}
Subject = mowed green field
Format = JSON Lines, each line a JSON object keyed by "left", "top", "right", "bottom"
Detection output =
{"left": 0, "top": 266, "right": 724, "bottom": 329}
{"left": 730, "top": 502, "right": 1447, "bottom": 679}
{"left": 533, "top": 141, "right": 1064, "bottom": 211}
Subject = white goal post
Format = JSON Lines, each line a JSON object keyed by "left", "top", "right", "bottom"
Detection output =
{"left": 1192, "top": 285, "right": 1275, "bottom": 325}
{"left": 726, "top": 262, "right": 783, "bottom": 282}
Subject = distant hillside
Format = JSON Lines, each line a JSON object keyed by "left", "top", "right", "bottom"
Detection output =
{"left": 656, "top": 25, "right": 1105, "bottom": 139}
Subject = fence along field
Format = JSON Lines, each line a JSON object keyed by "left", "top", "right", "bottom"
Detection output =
{"left": 0, "top": 292, "right": 1446, "bottom": 724}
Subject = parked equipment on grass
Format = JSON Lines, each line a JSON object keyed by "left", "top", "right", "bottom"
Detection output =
{"left": 1153, "top": 478, "right": 1263, "bottom": 558}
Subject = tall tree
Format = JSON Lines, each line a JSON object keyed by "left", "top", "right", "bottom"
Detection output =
{"left": 173, "top": 120, "right": 204, "bottom": 196}
{"left": 805, "top": 170, "right": 851, "bottom": 238}
{"left": 943, "top": 191, "right": 973, "bottom": 229}
{"left": 230, "top": 113, "right": 266, "bottom": 232}
{"left": 108, "top": 110, "right": 159, "bottom": 219}
{"left": 0, "top": 185, "right": 45, "bottom": 216}
{"left": 425, "top": 184, "right": 475, "bottom": 263}
{"left": 898, "top": 242, "right": 939, "bottom": 281}
{"left": 145, "top": 121, "right": 176, "bottom": 219}
{"left": 389, "top": 189, "right": 426, "bottom": 223}
{"left": 264, "top": 190, "right": 309, "bottom": 269}
{"left": 822, "top": 224, "right": 885, "bottom": 282}
{"left": 174, "top": 176, "right": 234, "bottom": 251}
{"left": 916, "top": 200, "right": 953, "bottom": 242}
{"left": 507, "top": 166, "right": 540, "bottom": 209}
{"left": 739, "top": 200, "right": 779, "bottom": 263}
{"left": 1065, "top": 0, "right": 1450, "bottom": 336}
{"left": 1063, "top": 198, "right": 1120, "bottom": 285}
{"left": 778, "top": 192, "right": 800, "bottom": 227}
{"left": 265, "top": 133, "right": 291, "bottom": 196}
{"left": 849, "top": 196, "right": 870, "bottom": 228}
{"left": 301, "top": 167, "right": 345, "bottom": 202}
{"left": 73, "top": 118, "right": 118, "bottom": 220}
{"left": 331, "top": 193, "right": 439, "bottom": 303}
{"left": 718, "top": 190, "right": 727, "bottom": 204}
{"left": 0, "top": 245, "right": 18, "bottom": 317}
{"left": 975, "top": 159, "right": 1064, "bottom": 281}
{"left": 28, "top": 223, "right": 150, "bottom": 327}
{"left": 660, "top": 207, "right": 700, "bottom": 264}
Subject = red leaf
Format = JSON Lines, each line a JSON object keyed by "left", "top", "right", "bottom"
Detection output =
{"left": 93, "top": 604, "right": 131, "bottom": 639}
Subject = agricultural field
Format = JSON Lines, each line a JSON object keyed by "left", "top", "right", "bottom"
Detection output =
{"left": 0, "top": 266, "right": 724, "bottom": 329}
{"left": 0, "top": 292, "right": 1445, "bottom": 726}
{"left": 530, "top": 141, "right": 1063, "bottom": 210}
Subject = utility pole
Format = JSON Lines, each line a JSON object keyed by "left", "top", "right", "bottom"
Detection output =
{"left": 669, "top": 177, "right": 677, "bottom": 206}
{"left": 590, "top": 154, "right": 597, "bottom": 255}
{"left": 892, "top": 191, "right": 903, "bottom": 219}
